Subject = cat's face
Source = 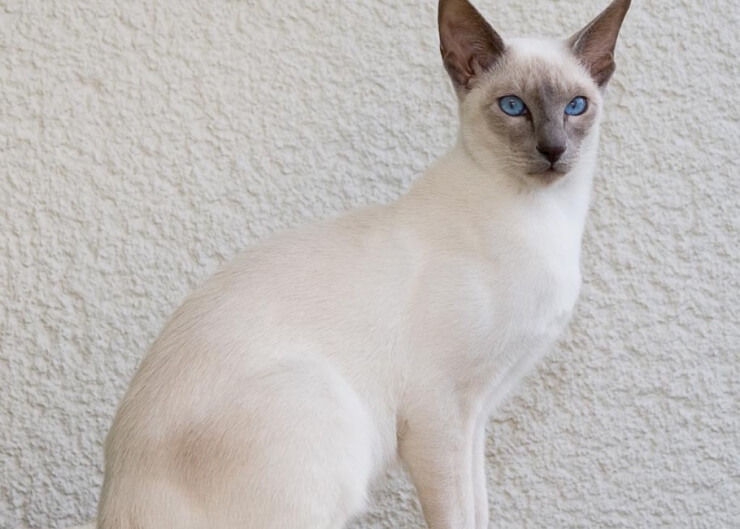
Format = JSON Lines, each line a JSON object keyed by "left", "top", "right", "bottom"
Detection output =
{"left": 461, "top": 40, "right": 603, "bottom": 183}
{"left": 439, "top": 0, "right": 630, "bottom": 185}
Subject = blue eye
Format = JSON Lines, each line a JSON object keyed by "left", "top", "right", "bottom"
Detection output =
{"left": 499, "top": 95, "right": 527, "bottom": 116}
{"left": 565, "top": 96, "right": 587, "bottom": 116}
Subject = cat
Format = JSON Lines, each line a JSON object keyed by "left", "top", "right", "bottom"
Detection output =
{"left": 96, "top": 0, "right": 630, "bottom": 528}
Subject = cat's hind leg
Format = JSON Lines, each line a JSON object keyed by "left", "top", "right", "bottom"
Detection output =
{"left": 98, "top": 358, "right": 376, "bottom": 529}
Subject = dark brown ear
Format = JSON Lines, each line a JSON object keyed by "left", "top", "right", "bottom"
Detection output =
{"left": 568, "top": 0, "right": 631, "bottom": 87}
{"left": 438, "top": 0, "right": 505, "bottom": 93}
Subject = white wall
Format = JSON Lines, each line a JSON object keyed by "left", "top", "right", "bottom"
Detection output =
{"left": 1, "top": 0, "right": 737, "bottom": 527}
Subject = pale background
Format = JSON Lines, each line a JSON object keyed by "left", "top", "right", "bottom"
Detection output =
{"left": 1, "top": 0, "right": 738, "bottom": 527}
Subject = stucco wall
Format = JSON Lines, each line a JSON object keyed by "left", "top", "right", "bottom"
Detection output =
{"left": 1, "top": 0, "right": 737, "bottom": 527}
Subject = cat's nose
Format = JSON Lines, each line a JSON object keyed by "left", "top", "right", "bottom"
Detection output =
{"left": 536, "top": 144, "right": 566, "bottom": 164}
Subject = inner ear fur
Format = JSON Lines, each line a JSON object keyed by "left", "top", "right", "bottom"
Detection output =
{"left": 438, "top": 0, "right": 506, "bottom": 92}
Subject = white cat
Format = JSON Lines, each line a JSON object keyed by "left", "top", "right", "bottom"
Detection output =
{"left": 96, "top": 0, "right": 630, "bottom": 528}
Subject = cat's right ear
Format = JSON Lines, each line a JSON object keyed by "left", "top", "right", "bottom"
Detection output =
{"left": 438, "top": 0, "right": 505, "bottom": 95}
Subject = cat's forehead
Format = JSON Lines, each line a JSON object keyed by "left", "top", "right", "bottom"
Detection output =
{"left": 488, "top": 37, "right": 595, "bottom": 97}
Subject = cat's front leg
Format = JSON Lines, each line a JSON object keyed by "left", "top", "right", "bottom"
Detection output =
{"left": 399, "top": 406, "right": 477, "bottom": 529}
{"left": 473, "top": 415, "right": 490, "bottom": 529}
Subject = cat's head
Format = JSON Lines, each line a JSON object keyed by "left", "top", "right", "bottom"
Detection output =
{"left": 439, "top": 0, "right": 630, "bottom": 184}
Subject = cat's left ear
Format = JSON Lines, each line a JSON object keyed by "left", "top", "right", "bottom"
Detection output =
{"left": 568, "top": 0, "right": 631, "bottom": 87}
{"left": 438, "top": 0, "right": 506, "bottom": 95}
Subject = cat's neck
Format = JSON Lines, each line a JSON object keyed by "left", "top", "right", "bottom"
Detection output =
{"left": 396, "top": 139, "right": 598, "bottom": 258}
{"left": 404, "top": 138, "right": 596, "bottom": 231}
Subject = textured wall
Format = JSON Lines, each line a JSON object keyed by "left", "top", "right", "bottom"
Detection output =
{"left": 1, "top": 0, "right": 738, "bottom": 527}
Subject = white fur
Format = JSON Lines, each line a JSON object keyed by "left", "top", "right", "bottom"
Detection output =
{"left": 96, "top": 39, "right": 602, "bottom": 529}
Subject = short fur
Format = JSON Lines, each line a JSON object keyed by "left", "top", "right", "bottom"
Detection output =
{"left": 97, "top": 1, "right": 630, "bottom": 527}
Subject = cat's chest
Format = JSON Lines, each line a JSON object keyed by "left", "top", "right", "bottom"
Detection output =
{"left": 485, "top": 215, "right": 583, "bottom": 338}
{"left": 501, "top": 247, "right": 580, "bottom": 333}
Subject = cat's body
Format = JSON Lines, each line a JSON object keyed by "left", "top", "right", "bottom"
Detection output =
{"left": 97, "top": 1, "right": 630, "bottom": 528}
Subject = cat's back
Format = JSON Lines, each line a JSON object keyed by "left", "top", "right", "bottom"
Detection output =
{"left": 115, "top": 203, "right": 419, "bottom": 421}
{"left": 190, "top": 202, "right": 420, "bottom": 341}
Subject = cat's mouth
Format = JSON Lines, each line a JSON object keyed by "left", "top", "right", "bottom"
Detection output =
{"left": 528, "top": 164, "right": 568, "bottom": 183}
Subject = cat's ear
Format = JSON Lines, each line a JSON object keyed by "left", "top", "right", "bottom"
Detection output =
{"left": 568, "top": 0, "right": 631, "bottom": 87}
{"left": 438, "top": 0, "right": 505, "bottom": 94}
